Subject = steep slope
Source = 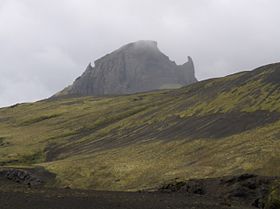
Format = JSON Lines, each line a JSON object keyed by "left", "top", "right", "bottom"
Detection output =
{"left": 0, "top": 63, "right": 280, "bottom": 191}
{"left": 55, "top": 40, "right": 197, "bottom": 97}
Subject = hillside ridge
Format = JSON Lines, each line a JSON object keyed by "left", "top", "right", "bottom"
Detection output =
{"left": 0, "top": 62, "right": 280, "bottom": 191}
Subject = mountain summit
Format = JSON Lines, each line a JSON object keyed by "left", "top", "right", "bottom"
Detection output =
{"left": 55, "top": 40, "right": 197, "bottom": 97}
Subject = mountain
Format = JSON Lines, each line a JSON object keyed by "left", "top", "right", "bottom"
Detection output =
{"left": 54, "top": 40, "right": 197, "bottom": 97}
{"left": 0, "top": 62, "right": 280, "bottom": 192}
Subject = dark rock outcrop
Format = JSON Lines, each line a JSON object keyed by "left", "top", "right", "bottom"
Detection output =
{"left": 0, "top": 167, "right": 55, "bottom": 187}
{"left": 0, "top": 169, "right": 42, "bottom": 186}
{"left": 159, "top": 174, "right": 279, "bottom": 208}
{"left": 54, "top": 40, "right": 197, "bottom": 97}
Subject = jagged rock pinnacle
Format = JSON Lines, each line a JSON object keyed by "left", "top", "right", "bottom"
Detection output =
{"left": 55, "top": 40, "right": 197, "bottom": 97}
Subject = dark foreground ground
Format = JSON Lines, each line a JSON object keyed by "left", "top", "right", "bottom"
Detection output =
{"left": 0, "top": 171, "right": 278, "bottom": 209}
{"left": 0, "top": 189, "right": 252, "bottom": 209}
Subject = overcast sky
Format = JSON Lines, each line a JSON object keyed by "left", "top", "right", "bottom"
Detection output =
{"left": 0, "top": 0, "right": 279, "bottom": 107}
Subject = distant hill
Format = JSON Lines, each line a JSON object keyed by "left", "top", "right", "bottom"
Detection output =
{"left": 0, "top": 62, "right": 280, "bottom": 191}
{"left": 54, "top": 40, "right": 197, "bottom": 97}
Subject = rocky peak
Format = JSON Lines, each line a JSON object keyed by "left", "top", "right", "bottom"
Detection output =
{"left": 54, "top": 40, "right": 197, "bottom": 97}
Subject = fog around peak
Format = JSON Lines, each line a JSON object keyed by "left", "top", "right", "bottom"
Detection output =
{"left": 0, "top": 0, "right": 280, "bottom": 107}
{"left": 132, "top": 40, "right": 158, "bottom": 48}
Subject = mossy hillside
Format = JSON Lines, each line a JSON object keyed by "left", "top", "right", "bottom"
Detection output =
{"left": 0, "top": 93, "right": 170, "bottom": 164}
{"left": 0, "top": 63, "right": 279, "bottom": 190}
{"left": 44, "top": 120, "right": 280, "bottom": 190}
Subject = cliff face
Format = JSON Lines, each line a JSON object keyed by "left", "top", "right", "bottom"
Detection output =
{"left": 55, "top": 40, "right": 197, "bottom": 97}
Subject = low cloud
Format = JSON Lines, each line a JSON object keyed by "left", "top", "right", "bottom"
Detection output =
{"left": 0, "top": 0, "right": 280, "bottom": 107}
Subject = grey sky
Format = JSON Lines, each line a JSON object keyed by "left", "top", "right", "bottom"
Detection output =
{"left": 0, "top": 0, "right": 279, "bottom": 107}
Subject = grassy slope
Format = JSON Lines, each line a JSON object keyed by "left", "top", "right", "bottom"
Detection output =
{"left": 0, "top": 63, "right": 280, "bottom": 191}
{"left": 266, "top": 181, "right": 280, "bottom": 209}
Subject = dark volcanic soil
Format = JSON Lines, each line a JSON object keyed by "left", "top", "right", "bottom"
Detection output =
{"left": 0, "top": 173, "right": 277, "bottom": 209}
{"left": 0, "top": 189, "right": 251, "bottom": 209}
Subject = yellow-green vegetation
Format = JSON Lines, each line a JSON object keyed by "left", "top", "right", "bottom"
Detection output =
{"left": 0, "top": 63, "right": 280, "bottom": 191}
{"left": 266, "top": 181, "right": 280, "bottom": 209}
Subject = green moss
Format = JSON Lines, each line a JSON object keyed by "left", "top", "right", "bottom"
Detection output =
{"left": 19, "top": 114, "right": 61, "bottom": 126}
{"left": 0, "top": 136, "right": 9, "bottom": 147}
{"left": 266, "top": 182, "right": 280, "bottom": 209}
{"left": 0, "top": 150, "right": 46, "bottom": 166}
{"left": 18, "top": 151, "right": 46, "bottom": 164}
